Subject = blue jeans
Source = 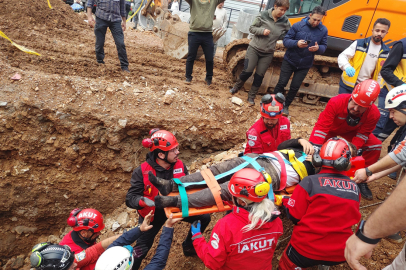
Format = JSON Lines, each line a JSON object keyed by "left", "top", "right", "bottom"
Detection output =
{"left": 372, "top": 86, "right": 398, "bottom": 142}
{"left": 185, "top": 32, "right": 214, "bottom": 80}
{"left": 94, "top": 17, "right": 129, "bottom": 68}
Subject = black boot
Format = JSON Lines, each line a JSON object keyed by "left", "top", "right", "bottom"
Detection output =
{"left": 358, "top": 183, "right": 373, "bottom": 200}
{"left": 148, "top": 172, "right": 174, "bottom": 196}
{"left": 247, "top": 85, "right": 260, "bottom": 106}
{"left": 247, "top": 97, "right": 255, "bottom": 106}
{"left": 230, "top": 78, "right": 244, "bottom": 95}
{"left": 154, "top": 195, "right": 179, "bottom": 208}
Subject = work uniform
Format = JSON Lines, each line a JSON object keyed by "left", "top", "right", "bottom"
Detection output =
{"left": 278, "top": 168, "right": 361, "bottom": 269}
{"left": 274, "top": 17, "right": 328, "bottom": 110}
{"left": 60, "top": 231, "right": 96, "bottom": 270}
{"left": 162, "top": 139, "right": 315, "bottom": 209}
{"left": 309, "top": 94, "right": 381, "bottom": 167}
{"left": 373, "top": 38, "right": 406, "bottom": 142}
{"left": 125, "top": 152, "right": 211, "bottom": 269}
{"left": 185, "top": 0, "right": 225, "bottom": 82}
{"left": 193, "top": 206, "right": 283, "bottom": 270}
{"left": 244, "top": 116, "right": 291, "bottom": 154}
{"left": 237, "top": 8, "right": 291, "bottom": 100}
{"left": 338, "top": 36, "right": 389, "bottom": 94}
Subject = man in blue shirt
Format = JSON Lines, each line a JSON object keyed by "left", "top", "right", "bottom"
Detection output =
{"left": 273, "top": 6, "right": 327, "bottom": 115}
{"left": 87, "top": 0, "right": 130, "bottom": 72}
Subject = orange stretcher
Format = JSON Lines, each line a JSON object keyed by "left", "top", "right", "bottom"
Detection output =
{"left": 163, "top": 168, "right": 232, "bottom": 219}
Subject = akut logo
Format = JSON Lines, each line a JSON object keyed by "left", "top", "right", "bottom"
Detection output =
{"left": 78, "top": 212, "right": 98, "bottom": 219}
{"left": 151, "top": 133, "right": 167, "bottom": 139}
{"left": 365, "top": 81, "right": 378, "bottom": 97}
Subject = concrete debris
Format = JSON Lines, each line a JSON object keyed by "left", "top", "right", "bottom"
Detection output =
{"left": 189, "top": 126, "right": 197, "bottom": 132}
{"left": 163, "top": 90, "right": 176, "bottom": 105}
{"left": 116, "top": 212, "right": 129, "bottom": 226}
{"left": 112, "top": 222, "right": 121, "bottom": 232}
{"left": 118, "top": 119, "right": 127, "bottom": 128}
{"left": 123, "top": 81, "right": 131, "bottom": 87}
{"left": 0, "top": 102, "right": 8, "bottom": 107}
{"left": 14, "top": 226, "right": 37, "bottom": 235}
{"left": 231, "top": 97, "right": 244, "bottom": 106}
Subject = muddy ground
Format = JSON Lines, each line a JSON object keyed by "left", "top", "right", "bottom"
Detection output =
{"left": 0, "top": 0, "right": 404, "bottom": 268}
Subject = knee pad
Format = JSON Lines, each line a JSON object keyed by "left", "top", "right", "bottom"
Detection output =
{"left": 239, "top": 71, "right": 253, "bottom": 82}
{"left": 253, "top": 73, "right": 264, "bottom": 87}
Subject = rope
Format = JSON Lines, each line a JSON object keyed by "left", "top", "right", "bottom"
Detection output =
{"left": 359, "top": 201, "right": 384, "bottom": 209}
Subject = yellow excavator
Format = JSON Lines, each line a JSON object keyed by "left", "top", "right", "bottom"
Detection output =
{"left": 223, "top": 0, "right": 406, "bottom": 103}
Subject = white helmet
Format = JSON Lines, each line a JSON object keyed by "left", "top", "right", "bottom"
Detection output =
{"left": 95, "top": 246, "right": 134, "bottom": 270}
{"left": 385, "top": 84, "right": 406, "bottom": 109}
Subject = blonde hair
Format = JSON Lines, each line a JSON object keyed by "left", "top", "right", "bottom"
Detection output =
{"left": 242, "top": 198, "right": 275, "bottom": 232}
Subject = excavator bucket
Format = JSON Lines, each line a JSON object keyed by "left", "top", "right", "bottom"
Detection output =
{"left": 143, "top": 7, "right": 226, "bottom": 59}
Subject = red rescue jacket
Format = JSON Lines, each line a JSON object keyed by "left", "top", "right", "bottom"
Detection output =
{"left": 139, "top": 160, "right": 186, "bottom": 220}
{"left": 59, "top": 231, "right": 96, "bottom": 270}
{"left": 309, "top": 94, "right": 380, "bottom": 149}
{"left": 244, "top": 117, "right": 291, "bottom": 154}
{"left": 193, "top": 206, "right": 283, "bottom": 270}
{"left": 286, "top": 168, "right": 361, "bottom": 262}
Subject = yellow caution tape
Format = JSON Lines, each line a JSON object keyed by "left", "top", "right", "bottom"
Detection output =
{"left": 47, "top": 0, "right": 53, "bottom": 9}
{"left": 127, "top": 0, "right": 145, "bottom": 22}
{"left": 0, "top": 31, "right": 41, "bottom": 56}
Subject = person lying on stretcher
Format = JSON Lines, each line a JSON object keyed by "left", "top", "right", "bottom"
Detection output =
{"left": 148, "top": 138, "right": 338, "bottom": 209}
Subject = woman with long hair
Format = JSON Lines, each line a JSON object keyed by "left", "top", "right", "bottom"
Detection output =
{"left": 190, "top": 168, "right": 283, "bottom": 270}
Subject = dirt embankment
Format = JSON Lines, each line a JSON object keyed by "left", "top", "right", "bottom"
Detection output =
{"left": 0, "top": 0, "right": 404, "bottom": 269}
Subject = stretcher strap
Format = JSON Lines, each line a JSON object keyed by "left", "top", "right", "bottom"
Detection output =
{"left": 201, "top": 169, "right": 225, "bottom": 212}
{"left": 279, "top": 150, "right": 308, "bottom": 180}
{"left": 268, "top": 153, "right": 287, "bottom": 191}
{"left": 172, "top": 178, "right": 189, "bottom": 218}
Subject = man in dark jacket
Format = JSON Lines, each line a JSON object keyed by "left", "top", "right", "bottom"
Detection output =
{"left": 125, "top": 129, "right": 210, "bottom": 269}
{"left": 229, "top": 0, "right": 291, "bottom": 105}
{"left": 273, "top": 6, "right": 327, "bottom": 115}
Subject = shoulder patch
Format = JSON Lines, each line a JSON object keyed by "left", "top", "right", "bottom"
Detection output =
{"left": 280, "top": 125, "right": 288, "bottom": 130}
{"left": 212, "top": 232, "right": 220, "bottom": 242}
{"left": 248, "top": 134, "right": 257, "bottom": 141}
{"left": 287, "top": 198, "right": 295, "bottom": 207}
{"left": 248, "top": 140, "right": 256, "bottom": 147}
{"left": 75, "top": 250, "right": 86, "bottom": 262}
{"left": 173, "top": 168, "right": 183, "bottom": 174}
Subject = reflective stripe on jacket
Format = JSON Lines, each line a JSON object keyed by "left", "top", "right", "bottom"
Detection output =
{"left": 383, "top": 38, "right": 406, "bottom": 90}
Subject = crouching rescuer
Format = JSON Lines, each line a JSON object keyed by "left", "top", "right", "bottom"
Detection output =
{"left": 278, "top": 138, "right": 361, "bottom": 270}
{"left": 125, "top": 129, "right": 211, "bottom": 269}
{"left": 190, "top": 168, "right": 283, "bottom": 270}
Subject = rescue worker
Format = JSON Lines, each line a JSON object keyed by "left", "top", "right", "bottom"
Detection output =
{"left": 244, "top": 93, "right": 291, "bottom": 154}
{"left": 125, "top": 129, "right": 211, "bottom": 269}
{"left": 351, "top": 85, "right": 406, "bottom": 244}
{"left": 31, "top": 213, "right": 182, "bottom": 270}
{"left": 229, "top": 0, "right": 291, "bottom": 105}
{"left": 309, "top": 79, "right": 381, "bottom": 200}
{"left": 190, "top": 168, "right": 283, "bottom": 270}
{"left": 30, "top": 243, "right": 76, "bottom": 270}
{"left": 149, "top": 138, "right": 317, "bottom": 209}
{"left": 279, "top": 138, "right": 361, "bottom": 270}
{"left": 59, "top": 208, "right": 105, "bottom": 270}
{"left": 337, "top": 18, "right": 390, "bottom": 94}
{"left": 273, "top": 6, "right": 328, "bottom": 116}
{"left": 373, "top": 37, "right": 406, "bottom": 142}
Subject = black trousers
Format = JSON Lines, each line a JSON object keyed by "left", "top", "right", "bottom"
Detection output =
{"left": 94, "top": 17, "right": 129, "bottom": 68}
{"left": 273, "top": 59, "right": 310, "bottom": 108}
{"left": 185, "top": 32, "right": 214, "bottom": 80}
{"left": 287, "top": 244, "right": 344, "bottom": 268}
{"left": 132, "top": 208, "right": 211, "bottom": 269}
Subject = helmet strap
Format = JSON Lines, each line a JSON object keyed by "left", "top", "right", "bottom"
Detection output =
{"left": 232, "top": 197, "right": 252, "bottom": 211}
{"left": 79, "top": 230, "right": 97, "bottom": 244}
{"left": 157, "top": 151, "right": 176, "bottom": 165}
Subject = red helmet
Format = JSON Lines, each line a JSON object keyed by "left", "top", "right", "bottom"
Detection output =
{"left": 142, "top": 129, "right": 179, "bottom": 152}
{"left": 228, "top": 168, "right": 270, "bottom": 203}
{"left": 67, "top": 208, "right": 105, "bottom": 232}
{"left": 260, "top": 93, "right": 285, "bottom": 119}
{"left": 351, "top": 79, "right": 380, "bottom": 107}
{"left": 313, "top": 137, "right": 351, "bottom": 171}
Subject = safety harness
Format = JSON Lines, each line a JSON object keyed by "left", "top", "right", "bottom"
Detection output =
{"left": 173, "top": 151, "right": 308, "bottom": 217}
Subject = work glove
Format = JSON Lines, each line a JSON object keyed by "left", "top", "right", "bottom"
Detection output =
{"left": 139, "top": 197, "right": 155, "bottom": 208}
{"left": 345, "top": 66, "right": 356, "bottom": 77}
{"left": 191, "top": 220, "right": 201, "bottom": 238}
